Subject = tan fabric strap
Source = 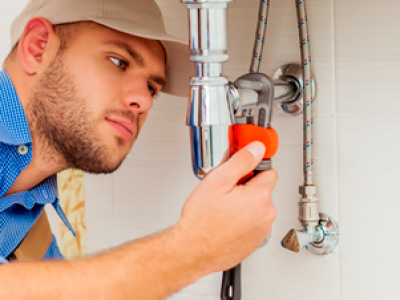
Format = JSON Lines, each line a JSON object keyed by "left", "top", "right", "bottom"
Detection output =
{"left": 13, "top": 211, "right": 53, "bottom": 261}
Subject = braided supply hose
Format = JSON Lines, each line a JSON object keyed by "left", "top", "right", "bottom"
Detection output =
{"left": 296, "top": 0, "right": 319, "bottom": 229}
{"left": 250, "top": 0, "right": 270, "bottom": 73}
{"left": 296, "top": 0, "right": 314, "bottom": 186}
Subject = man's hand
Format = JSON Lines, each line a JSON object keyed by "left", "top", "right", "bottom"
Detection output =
{"left": 0, "top": 142, "right": 278, "bottom": 300}
{"left": 177, "top": 141, "right": 278, "bottom": 274}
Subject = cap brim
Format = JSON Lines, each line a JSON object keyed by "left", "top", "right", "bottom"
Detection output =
{"left": 89, "top": 17, "right": 192, "bottom": 97}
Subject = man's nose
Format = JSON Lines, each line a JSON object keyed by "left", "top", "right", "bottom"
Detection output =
{"left": 121, "top": 78, "right": 154, "bottom": 114}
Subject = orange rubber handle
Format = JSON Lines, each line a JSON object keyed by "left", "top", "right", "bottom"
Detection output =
{"left": 229, "top": 124, "right": 279, "bottom": 158}
{"left": 229, "top": 124, "right": 279, "bottom": 184}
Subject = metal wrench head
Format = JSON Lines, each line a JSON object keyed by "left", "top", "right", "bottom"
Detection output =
{"left": 234, "top": 73, "right": 274, "bottom": 129}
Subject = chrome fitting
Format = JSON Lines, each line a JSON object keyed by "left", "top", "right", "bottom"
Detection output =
{"left": 281, "top": 213, "right": 339, "bottom": 255}
{"left": 299, "top": 185, "right": 317, "bottom": 197}
{"left": 298, "top": 201, "right": 319, "bottom": 228}
{"left": 298, "top": 185, "right": 319, "bottom": 227}
{"left": 272, "top": 64, "right": 316, "bottom": 115}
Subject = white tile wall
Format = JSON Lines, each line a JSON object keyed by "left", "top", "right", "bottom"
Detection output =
{"left": 338, "top": 115, "right": 400, "bottom": 300}
{"left": 1, "top": 0, "right": 400, "bottom": 299}
{"left": 335, "top": 0, "right": 400, "bottom": 115}
{"left": 334, "top": 1, "right": 400, "bottom": 299}
{"left": 0, "top": 0, "right": 29, "bottom": 57}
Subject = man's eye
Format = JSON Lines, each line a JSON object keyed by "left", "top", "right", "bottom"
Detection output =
{"left": 148, "top": 85, "right": 157, "bottom": 96}
{"left": 109, "top": 57, "right": 128, "bottom": 70}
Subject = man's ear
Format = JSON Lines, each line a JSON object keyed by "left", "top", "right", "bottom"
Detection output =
{"left": 18, "top": 17, "right": 56, "bottom": 75}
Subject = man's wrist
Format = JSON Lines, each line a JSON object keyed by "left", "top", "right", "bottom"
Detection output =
{"left": 164, "top": 220, "right": 212, "bottom": 283}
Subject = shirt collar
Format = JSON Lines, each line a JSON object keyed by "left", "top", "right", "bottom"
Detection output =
{"left": 0, "top": 70, "right": 32, "bottom": 146}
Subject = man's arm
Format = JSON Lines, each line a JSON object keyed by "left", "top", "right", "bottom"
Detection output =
{"left": 0, "top": 225, "right": 207, "bottom": 300}
{"left": 0, "top": 142, "right": 277, "bottom": 300}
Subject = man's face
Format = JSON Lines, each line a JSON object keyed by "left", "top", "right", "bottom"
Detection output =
{"left": 30, "top": 23, "right": 166, "bottom": 173}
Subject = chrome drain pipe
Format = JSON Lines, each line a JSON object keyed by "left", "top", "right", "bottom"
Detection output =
{"left": 273, "top": 79, "right": 297, "bottom": 103}
{"left": 182, "top": 0, "right": 235, "bottom": 179}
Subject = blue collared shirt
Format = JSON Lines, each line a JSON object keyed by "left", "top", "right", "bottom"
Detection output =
{"left": 0, "top": 70, "right": 75, "bottom": 262}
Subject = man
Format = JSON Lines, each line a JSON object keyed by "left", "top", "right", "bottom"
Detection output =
{"left": 0, "top": 0, "right": 278, "bottom": 299}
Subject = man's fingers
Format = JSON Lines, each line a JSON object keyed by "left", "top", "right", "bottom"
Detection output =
{"left": 206, "top": 142, "right": 266, "bottom": 190}
{"left": 245, "top": 169, "right": 279, "bottom": 192}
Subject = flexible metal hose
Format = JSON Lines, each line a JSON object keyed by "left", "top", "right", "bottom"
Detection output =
{"left": 296, "top": 0, "right": 314, "bottom": 186}
{"left": 250, "top": 0, "right": 270, "bottom": 73}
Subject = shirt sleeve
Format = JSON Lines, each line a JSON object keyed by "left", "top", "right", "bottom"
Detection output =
{"left": 0, "top": 256, "right": 8, "bottom": 264}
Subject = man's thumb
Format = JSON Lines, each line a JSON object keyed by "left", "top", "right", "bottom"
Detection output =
{"left": 207, "top": 142, "right": 266, "bottom": 189}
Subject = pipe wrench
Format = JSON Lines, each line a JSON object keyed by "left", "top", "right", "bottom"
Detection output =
{"left": 221, "top": 73, "right": 279, "bottom": 300}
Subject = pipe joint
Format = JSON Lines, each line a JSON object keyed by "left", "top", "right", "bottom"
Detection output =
{"left": 299, "top": 185, "right": 317, "bottom": 197}
{"left": 298, "top": 201, "right": 319, "bottom": 228}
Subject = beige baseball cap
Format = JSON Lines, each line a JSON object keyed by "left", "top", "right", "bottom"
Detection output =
{"left": 10, "top": 0, "right": 192, "bottom": 97}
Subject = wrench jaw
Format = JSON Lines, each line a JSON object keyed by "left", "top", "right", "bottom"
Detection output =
{"left": 234, "top": 73, "right": 274, "bottom": 129}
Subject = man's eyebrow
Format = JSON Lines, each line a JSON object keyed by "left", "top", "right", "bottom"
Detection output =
{"left": 150, "top": 75, "right": 167, "bottom": 89}
{"left": 103, "top": 40, "right": 145, "bottom": 67}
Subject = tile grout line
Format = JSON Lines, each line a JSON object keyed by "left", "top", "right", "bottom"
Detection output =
{"left": 330, "top": 0, "right": 342, "bottom": 299}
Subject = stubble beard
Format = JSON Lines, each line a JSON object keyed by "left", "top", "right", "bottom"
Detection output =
{"left": 28, "top": 52, "right": 136, "bottom": 174}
